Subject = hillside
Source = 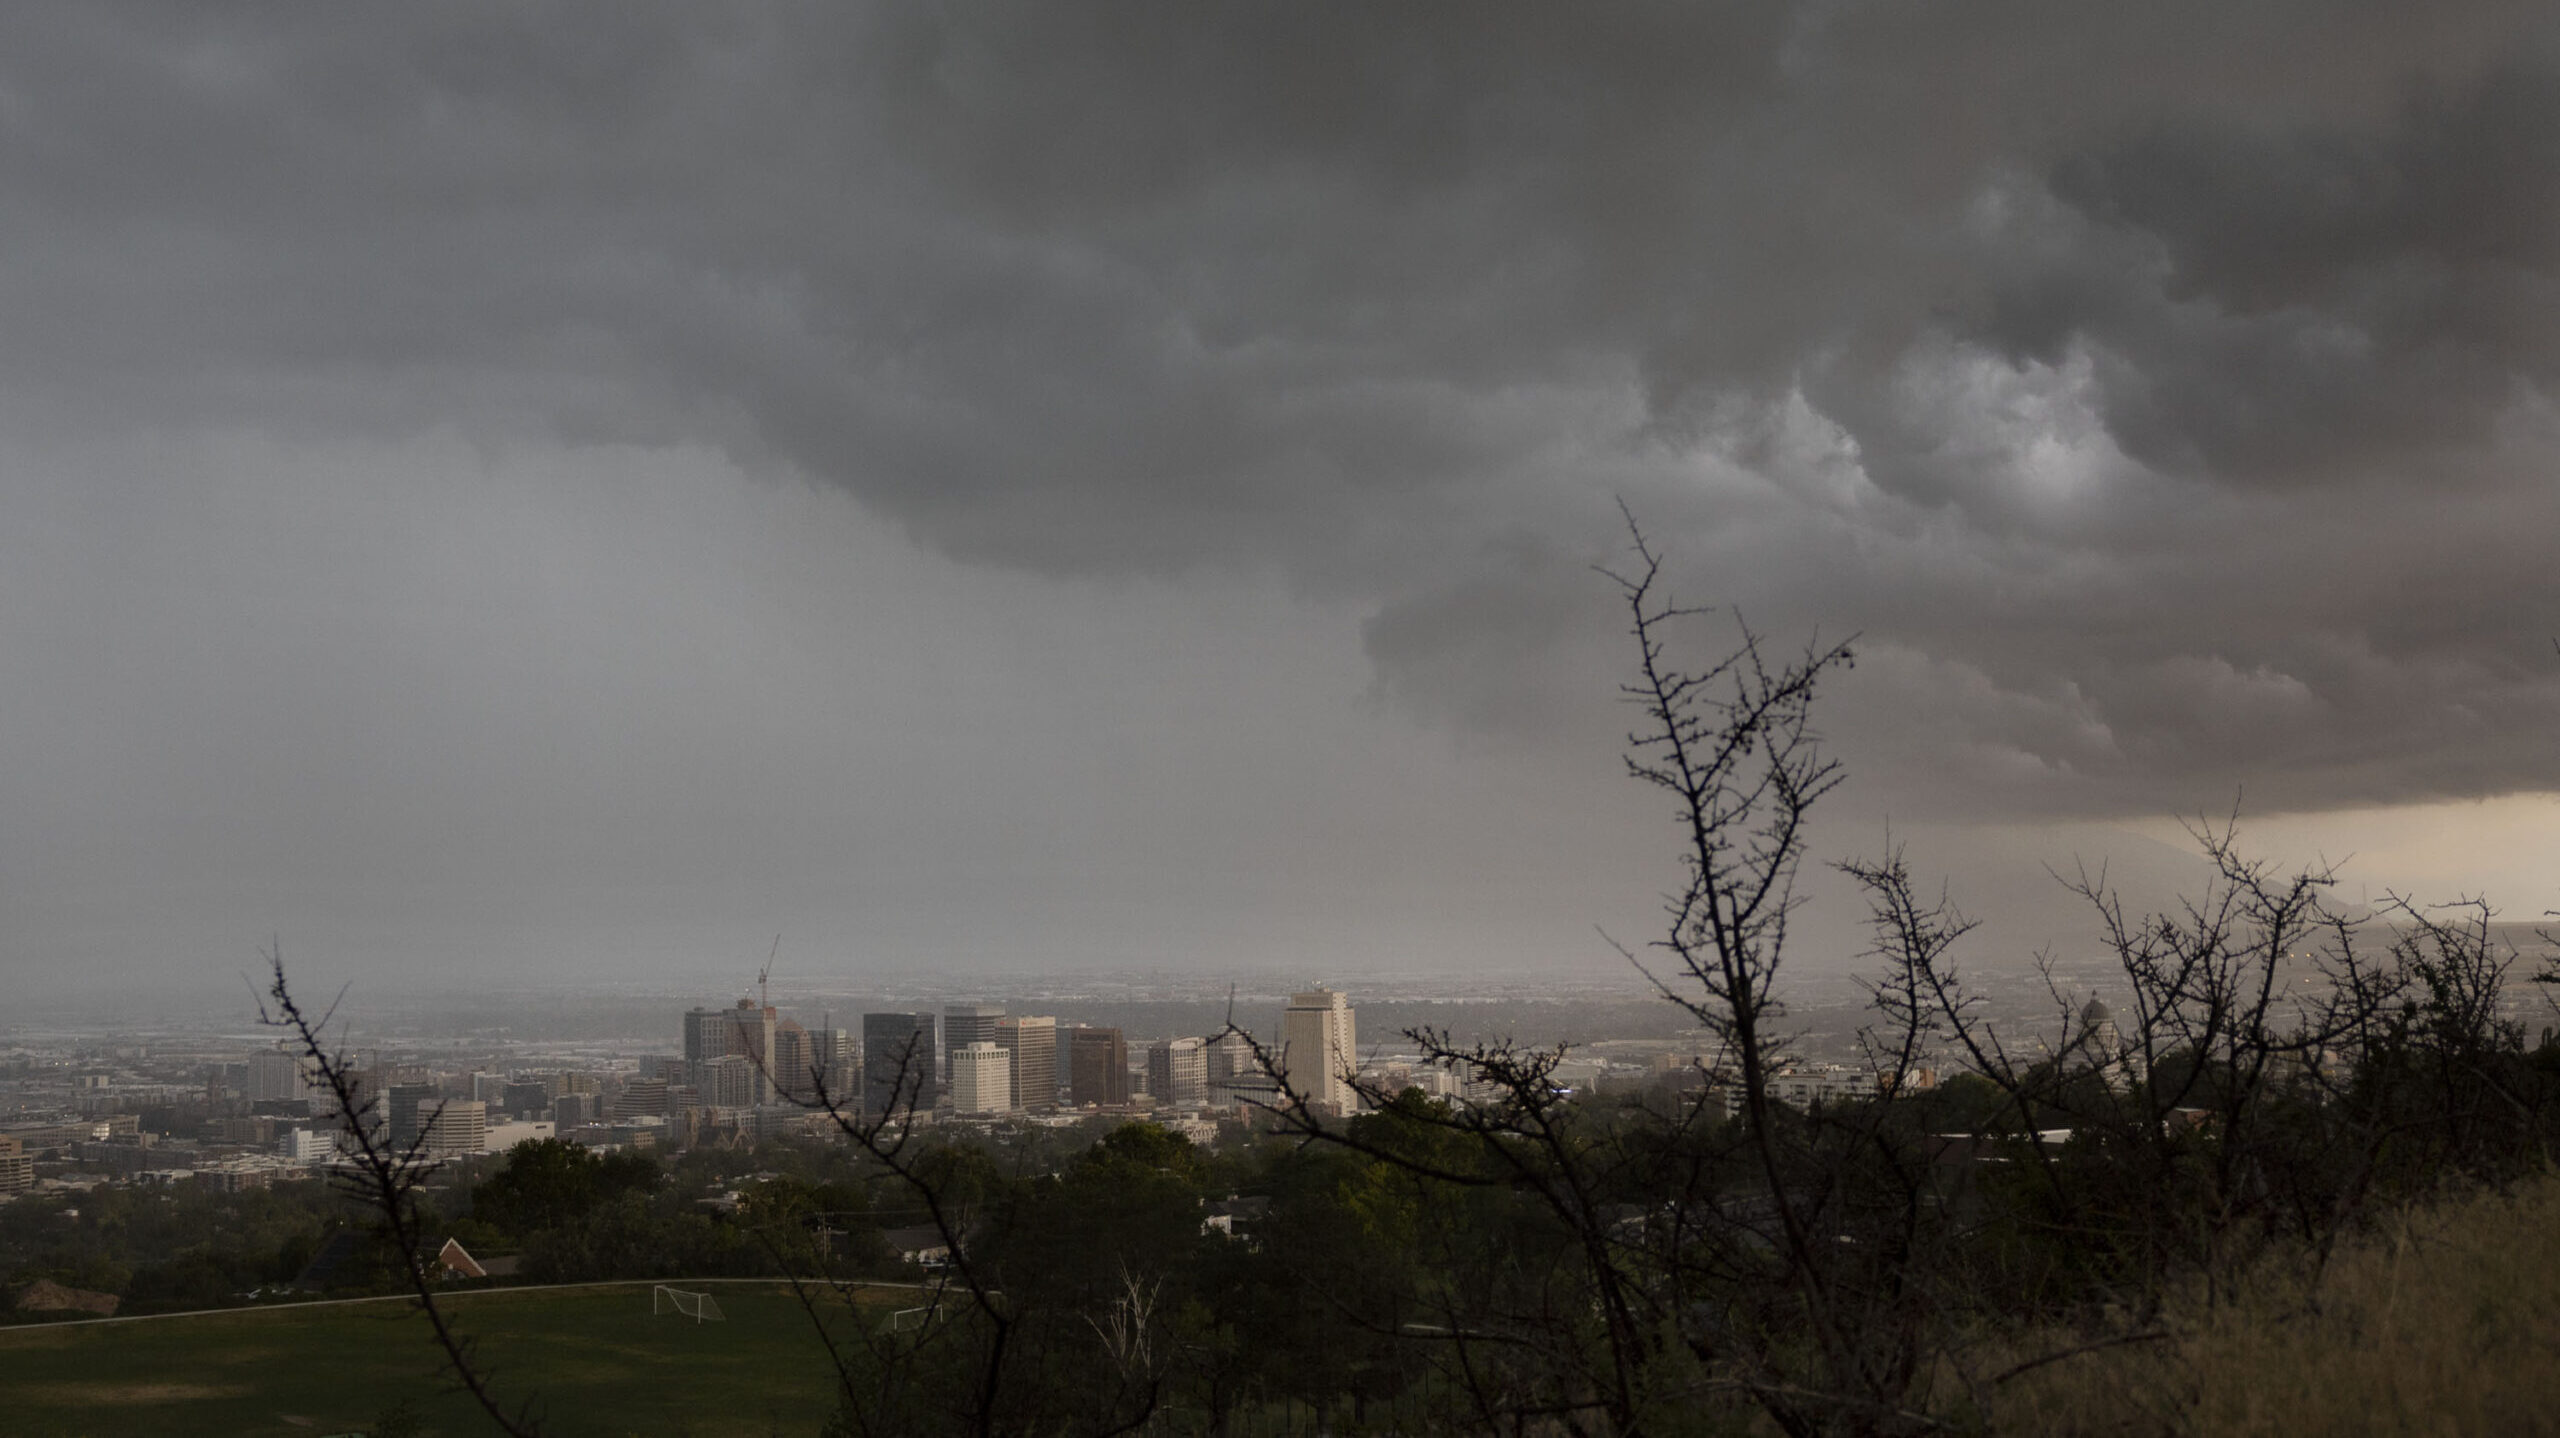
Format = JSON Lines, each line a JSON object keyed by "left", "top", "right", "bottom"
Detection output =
{"left": 1995, "top": 1174, "right": 2560, "bottom": 1436}
{"left": 0, "top": 1280, "right": 872, "bottom": 1438}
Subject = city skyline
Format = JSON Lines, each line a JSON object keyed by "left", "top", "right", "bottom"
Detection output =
{"left": 4, "top": 12, "right": 2556, "bottom": 1428}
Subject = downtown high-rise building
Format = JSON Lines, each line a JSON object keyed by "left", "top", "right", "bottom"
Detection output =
{"left": 951, "top": 1042, "right": 1014, "bottom": 1116}
{"left": 386, "top": 1083, "right": 442, "bottom": 1150}
{"left": 996, "top": 1016, "right": 1059, "bottom": 1110}
{"left": 1206, "top": 1031, "right": 1255, "bottom": 1084}
{"left": 703, "top": 1054, "right": 759, "bottom": 1109}
{"left": 421, "top": 1100, "right": 487, "bottom": 1158}
{"left": 862, "top": 1012, "right": 939, "bottom": 1118}
{"left": 613, "top": 1078, "right": 671, "bottom": 1119}
{"left": 1148, "top": 1036, "right": 1209, "bottom": 1109}
{"left": 1068, "top": 1026, "right": 1130, "bottom": 1106}
{"left": 1205, "top": 1030, "right": 1277, "bottom": 1110}
{"left": 770, "top": 1020, "right": 813, "bottom": 1102}
{"left": 806, "top": 1026, "right": 858, "bottom": 1103}
{"left": 684, "top": 1006, "right": 729, "bottom": 1069}
{"left": 500, "top": 1079, "right": 553, "bottom": 1120}
{"left": 334, "top": 1065, "right": 385, "bottom": 1133}
{"left": 943, "top": 1005, "right": 1007, "bottom": 1083}
{"left": 246, "top": 1047, "right": 316, "bottom": 1105}
{"left": 684, "top": 1000, "right": 778, "bottom": 1106}
{"left": 1281, "top": 988, "right": 1359, "bottom": 1115}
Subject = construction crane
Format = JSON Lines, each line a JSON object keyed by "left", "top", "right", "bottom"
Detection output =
{"left": 758, "top": 934, "right": 780, "bottom": 1011}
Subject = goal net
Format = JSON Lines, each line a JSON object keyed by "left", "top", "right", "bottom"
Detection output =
{"left": 652, "top": 1285, "right": 725, "bottom": 1323}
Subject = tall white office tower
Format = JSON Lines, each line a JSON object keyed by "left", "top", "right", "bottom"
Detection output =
{"left": 944, "top": 1005, "right": 1007, "bottom": 1083}
{"left": 995, "top": 1016, "right": 1059, "bottom": 1110}
{"left": 1148, "top": 1036, "right": 1209, "bottom": 1109}
{"left": 951, "top": 1042, "right": 1014, "bottom": 1116}
{"left": 1280, "top": 988, "right": 1358, "bottom": 1116}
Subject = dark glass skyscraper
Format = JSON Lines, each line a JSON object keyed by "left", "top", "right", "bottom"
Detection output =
{"left": 1068, "top": 1025, "right": 1130, "bottom": 1106}
{"left": 861, "top": 1012, "right": 939, "bottom": 1118}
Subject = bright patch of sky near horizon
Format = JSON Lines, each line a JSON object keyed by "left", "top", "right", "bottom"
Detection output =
{"left": 2129, "top": 798, "right": 2560, "bottom": 922}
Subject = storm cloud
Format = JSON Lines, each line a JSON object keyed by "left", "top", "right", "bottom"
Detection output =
{"left": 3, "top": 4, "right": 2557, "bottom": 994}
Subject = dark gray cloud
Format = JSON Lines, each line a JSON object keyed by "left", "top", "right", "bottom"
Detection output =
{"left": 4, "top": 0, "right": 2558, "bottom": 912}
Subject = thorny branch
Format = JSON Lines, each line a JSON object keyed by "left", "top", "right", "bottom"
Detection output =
{"left": 254, "top": 944, "right": 543, "bottom": 1437}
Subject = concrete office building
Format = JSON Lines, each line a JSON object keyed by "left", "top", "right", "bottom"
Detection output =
{"left": 613, "top": 1078, "right": 671, "bottom": 1119}
{"left": 1281, "top": 988, "right": 1359, "bottom": 1115}
{"left": 944, "top": 1005, "right": 1007, "bottom": 1083}
{"left": 732, "top": 1000, "right": 778, "bottom": 1105}
{"left": 1205, "top": 1031, "right": 1275, "bottom": 1111}
{"left": 770, "top": 1020, "right": 813, "bottom": 1102}
{"left": 995, "top": 1016, "right": 1059, "bottom": 1110}
{"left": 421, "top": 1100, "right": 486, "bottom": 1159}
{"left": 951, "top": 1042, "right": 1014, "bottom": 1116}
{"left": 1206, "top": 1032, "right": 1255, "bottom": 1084}
{"left": 1148, "top": 1036, "right": 1209, "bottom": 1109}
{"left": 704, "top": 1053, "right": 758, "bottom": 1109}
{"left": 246, "top": 1047, "right": 316, "bottom": 1105}
{"left": 684, "top": 1000, "right": 778, "bottom": 1106}
{"left": 684, "top": 1007, "right": 732, "bottom": 1070}
{"left": 333, "top": 1067, "right": 385, "bottom": 1132}
{"left": 809, "top": 1027, "right": 858, "bottom": 1100}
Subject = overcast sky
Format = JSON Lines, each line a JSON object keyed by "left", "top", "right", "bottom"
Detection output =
{"left": 5, "top": 4, "right": 2557, "bottom": 1005}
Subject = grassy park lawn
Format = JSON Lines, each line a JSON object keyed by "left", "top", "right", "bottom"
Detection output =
{"left": 0, "top": 1281, "right": 900, "bottom": 1437}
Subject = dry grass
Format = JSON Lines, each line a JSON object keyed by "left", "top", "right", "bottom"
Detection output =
{"left": 1988, "top": 1173, "right": 2560, "bottom": 1437}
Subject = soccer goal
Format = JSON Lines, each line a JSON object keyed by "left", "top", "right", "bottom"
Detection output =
{"left": 652, "top": 1285, "right": 725, "bottom": 1323}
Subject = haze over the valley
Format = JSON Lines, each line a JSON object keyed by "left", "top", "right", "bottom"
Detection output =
{"left": 5, "top": 4, "right": 2558, "bottom": 1007}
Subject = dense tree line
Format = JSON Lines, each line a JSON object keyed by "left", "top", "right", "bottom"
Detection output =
{"left": 757, "top": 940, "right": 2560, "bottom": 1436}
{"left": 0, "top": 1180, "right": 339, "bottom": 1313}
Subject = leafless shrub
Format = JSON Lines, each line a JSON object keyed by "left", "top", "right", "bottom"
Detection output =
{"left": 253, "top": 944, "right": 542, "bottom": 1437}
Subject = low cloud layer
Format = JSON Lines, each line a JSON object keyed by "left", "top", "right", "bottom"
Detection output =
{"left": 4, "top": 5, "right": 2558, "bottom": 993}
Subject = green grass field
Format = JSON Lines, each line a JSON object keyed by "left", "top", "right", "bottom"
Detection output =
{"left": 0, "top": 1281, "right": 901, "bottom": 1437}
